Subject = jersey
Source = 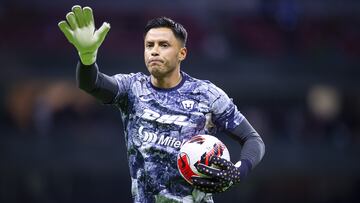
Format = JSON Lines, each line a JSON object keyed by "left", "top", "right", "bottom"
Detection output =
{"left": 111, "top": 71, "right": 244, "bottom": 203}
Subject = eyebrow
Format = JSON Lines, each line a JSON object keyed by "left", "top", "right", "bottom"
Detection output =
{"left": 145, "top": 40, "right": 170, "bottom": 44}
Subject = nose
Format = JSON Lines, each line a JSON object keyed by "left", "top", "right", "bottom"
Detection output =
{"left": 151, "top": 45, "right": 159, "bottom": 56}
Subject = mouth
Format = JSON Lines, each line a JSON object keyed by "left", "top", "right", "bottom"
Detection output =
{"left": 148, "top": 59, "right": 163, "bottom": 64}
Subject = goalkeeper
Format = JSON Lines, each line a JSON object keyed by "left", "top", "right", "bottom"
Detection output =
{"left": 59, "top": 5, "right": 265, "bottom": 203}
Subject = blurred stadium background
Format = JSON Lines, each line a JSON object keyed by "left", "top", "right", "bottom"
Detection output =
{"left": 1, "top": 0, "right": 360, "bottom": 202}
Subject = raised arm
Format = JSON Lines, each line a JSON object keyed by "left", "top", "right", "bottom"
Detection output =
{"left": 76, "top": 62, "right": 118, "bottom": 104}
{"left": 58, "top": 5, "right": 118, "bottom": 103}
{"left": 58, "top": 5, "right": 110, "bottom": 65}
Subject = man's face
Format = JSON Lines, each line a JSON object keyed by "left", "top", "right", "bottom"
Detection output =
{"left": 144, "top": 28, "right": 186, "bottom": 78}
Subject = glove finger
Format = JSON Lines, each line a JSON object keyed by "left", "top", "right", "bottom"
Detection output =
{"left": 58, "top": 21, "right": 74, "bottom": 43}
{"left": 83, "top": 6, "right": 94, "bottom": 26}
{"left": 198, "top": 163, "right": 234, "bottom": 181}
{"left": 94, "top": 22, "right": 111, "bottom": 45}
{"left": 195, "top": 184, "right": 229, "bottom": 194}
{"left": 209, "top": 156, "right": 233, "bottom": 170}
{"left": 196, "top": 163, "right": 221, "bottom": 178}
{"left": 199, "top": 143, "right": 224, "bottom": 166}
{"left": 193, "top": 184, "right": 217, "bottom": 193}
{"left": 199, "top": 152, "right": 211, "bottom": 166}
{"left": 194, "top": 177, "right": 232, "bottom": 192}
{"left": 192, "top": 176, "right": 220, "bottom": 188}
{"left": 192, "top": 176, "right": 223, "bottom": 193}
{"left": 192, "top": 178, "right": 227, "bottom": 194}
{"left": 212, "top": 142, "right": 226, "bottom": 157}
{"left": 65, "top": 12, "right": 78, "bottom": 30}
{"left": 72, "top": 5, "right": 85, "bottom": 28}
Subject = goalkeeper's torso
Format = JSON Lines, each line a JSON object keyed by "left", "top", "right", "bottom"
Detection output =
{"left": 112, "top": 71, "right": 240, "bottom": 203}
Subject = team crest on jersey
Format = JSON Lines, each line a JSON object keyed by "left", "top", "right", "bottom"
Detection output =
{"left": 181, "top": 100, "right": 195, "bottom": 110}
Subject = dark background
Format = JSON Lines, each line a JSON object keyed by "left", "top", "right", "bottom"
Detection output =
{"left": 1, "top": 0, "right": 360, "bottom": 202}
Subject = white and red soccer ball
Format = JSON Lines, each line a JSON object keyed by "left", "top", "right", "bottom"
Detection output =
{"left": 177, "top": 134, "right": 230, "bottom": 184}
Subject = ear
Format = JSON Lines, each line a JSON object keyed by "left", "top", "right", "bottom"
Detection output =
{"left": 178, "top": 47, "right": 187, "bottom": 62}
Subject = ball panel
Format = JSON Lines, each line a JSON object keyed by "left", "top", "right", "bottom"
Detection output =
{"left": 177, "top": 152, "right": 197, "bottom": 184}
{"left": 177, "top": 134, "right": 230, "bottom": 185}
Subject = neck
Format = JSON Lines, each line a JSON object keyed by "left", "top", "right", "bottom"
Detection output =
{"left": 151, "top": 70, "right": 182, "bottom": 89}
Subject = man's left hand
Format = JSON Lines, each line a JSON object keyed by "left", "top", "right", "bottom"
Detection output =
{"left": 191, "top": 156, "right": 241, "bottom": 193}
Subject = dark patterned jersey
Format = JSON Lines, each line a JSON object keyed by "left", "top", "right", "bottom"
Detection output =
{"left": 112, "top": 71, "right": 244, "bottom": 203}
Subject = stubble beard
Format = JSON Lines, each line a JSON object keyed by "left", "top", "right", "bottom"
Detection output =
{"left": 148, "top": 64, "right": 176, "bottom": 79}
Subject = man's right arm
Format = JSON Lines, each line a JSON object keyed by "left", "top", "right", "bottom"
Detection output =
{"left": 58, "top": 5, "right": 110, "bottom": 66}
{"left": 77, "top": 62, "right": 118, "bottom": 104}
{"left": 58, "top": 5, "right": 117, "bottom": 103}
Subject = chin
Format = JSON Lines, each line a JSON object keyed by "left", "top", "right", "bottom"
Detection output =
{"left": 148, "top": 66, "right": 165, "bottom": 77}
{"left": 149, "top": 69, "right": 164, "bottom": 78}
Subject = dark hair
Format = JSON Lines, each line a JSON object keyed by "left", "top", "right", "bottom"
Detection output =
{"left": 144, "top": 17, "right": 188, "bottom": 46}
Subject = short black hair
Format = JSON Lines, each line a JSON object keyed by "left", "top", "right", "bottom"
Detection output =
{"left": 144, "top": 17, "right": 188, "bottom": 46}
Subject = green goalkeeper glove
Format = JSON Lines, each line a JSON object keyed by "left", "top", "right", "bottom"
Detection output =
{"left": 58, "top": 5, "right": 110, "bottom": 65}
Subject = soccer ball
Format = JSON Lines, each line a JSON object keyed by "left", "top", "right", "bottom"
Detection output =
{"left": 177, "top": 134, "right": 230, "bottom": 185}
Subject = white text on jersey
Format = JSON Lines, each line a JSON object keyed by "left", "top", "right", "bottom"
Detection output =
{"left": 140, "top": 109, "right": 196, "bottom": 127}
{"left": 138, "top": 126, "right": 187, "bottom": 149}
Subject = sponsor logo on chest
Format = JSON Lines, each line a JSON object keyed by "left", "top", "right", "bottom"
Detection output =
{"left": 138, "top": 126, "right": 187, "bottom": 149}
{"left": 140, "top": 109, "right": 196, "bottom": 127}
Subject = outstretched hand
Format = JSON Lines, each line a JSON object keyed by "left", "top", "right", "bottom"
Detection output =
{"left": 58, "top": 5, "right": 110, "bottom": 65}
{"left": 191, "top": 156, "right": 242, "bottom": 193}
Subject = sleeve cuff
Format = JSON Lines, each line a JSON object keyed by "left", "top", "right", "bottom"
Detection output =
{"left": 237, "top": 159, "right": 252, "bottom": 179}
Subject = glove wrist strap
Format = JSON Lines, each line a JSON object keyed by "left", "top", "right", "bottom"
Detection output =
{"left": 79, "top": 51, "right": 97, "bottom": 65}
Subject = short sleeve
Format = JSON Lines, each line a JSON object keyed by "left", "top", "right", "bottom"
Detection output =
{"left": 111, "top": 73, "right": 136, "bottom": 103}
{"left": 209, "top": 84, "right": 244, "bottom": 131}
